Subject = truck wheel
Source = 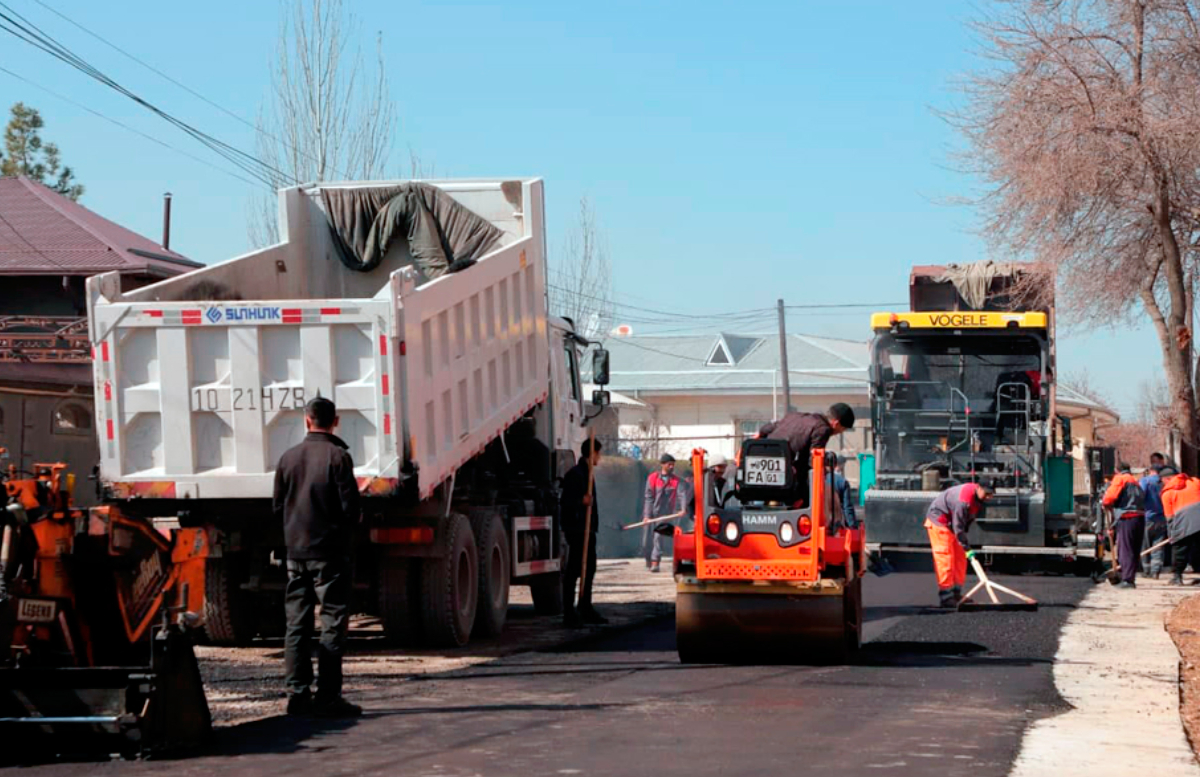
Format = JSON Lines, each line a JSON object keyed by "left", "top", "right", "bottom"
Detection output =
{"left": 203, "top": 558, "right": 257, "bottom": 646}
{"left": 379, "top": 556, "right": 423, "bottom": 645}
{"left": 420, "top": 513, "right": 478, "bottom": 647}
{"left": 471, "top": 510, "right": 511, "bottom": 639}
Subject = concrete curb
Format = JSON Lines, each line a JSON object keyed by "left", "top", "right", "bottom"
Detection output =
{"left": 1008, "top": 578, "right": 1200, "bottom": 776}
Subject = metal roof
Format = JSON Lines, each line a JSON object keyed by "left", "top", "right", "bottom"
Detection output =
{"left": 592, "top": 332, "right": 1117, "bottom": 419}
{"left": 0, "top": 176, "right": 200, "bottom": 276}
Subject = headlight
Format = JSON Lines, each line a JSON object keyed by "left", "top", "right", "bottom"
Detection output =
{"left": 724, "top": 522, "right": 740, "bottom": 542}
{"left": 779, "top": 522, "right": 794, "bottom": 542}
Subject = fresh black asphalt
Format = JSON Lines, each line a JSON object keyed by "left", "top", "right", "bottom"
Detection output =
{"left": 9, "top": 570, "right": 1093, "bottom": 777}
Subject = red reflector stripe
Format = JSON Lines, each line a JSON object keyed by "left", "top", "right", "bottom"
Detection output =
{"left": 101, "top": 341, "right": 110, "bottom": 361}
{"left": 384, "top": 413, "right": 391, "bottom": 434}
{"left": 320, "top": 307, "right": 340, "bottom": 315}
{"left": 283, "top": 316, "right": 302, "bottom": 324}
{"left": 106, "top": 419, "right": 114, "bottom": 440}
{"left": 399, "top": 340, "right": 406, "bottom": 356}
{"left": 181, "top": 311, "right": 202, "bottom": 318}
{"left": 381, "top": 375, "right": 389, "bottom": 395}
{"left": 369, "top": 527, "right": 434, "bottom": 545}
{"left": 104, "top": 382, "right": 112, "bottom": 400}
{"left": 147, "top": 310, "right": 163, "bottom": 318}
{"left": 379, "top": 335, "right": 388, "bottom": 356}
{"left": 282, "top": 308, "right": 302, "bottom": 316}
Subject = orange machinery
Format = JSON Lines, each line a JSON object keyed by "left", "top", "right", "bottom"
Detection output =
{"left": 674, "top": 441, "right": 865, "bottom": 663}
{"left": 0, "top": 450, "right": 210, "bottom": 760}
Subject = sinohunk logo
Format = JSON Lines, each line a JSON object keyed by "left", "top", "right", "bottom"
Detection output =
{"left": 205, "top": 307, "right": 282, "bottom": 323}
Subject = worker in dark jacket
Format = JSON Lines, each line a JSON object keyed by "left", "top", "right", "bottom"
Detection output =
{"left": 1102, "top": 462, "right": 1145, "bottom": 588}
{"left": 1140, "top": 457, "right": 1167, "bottom": 578}
{"left": 924, "top": 482, "right": 992, "bottom": 607}
{"left": 833, "top": 455, "right": 858, "bottom": 530}
{"left": 1161, "top": 466, "right": 1200, "bottom": 586}
{"left": 273, "top": 397, "right": 362, "bottom": 718}
{"left": 561, "top": 438, "right": 607, "bottom": 627}
{"left": 642, "top": 453, "right": 684, "bottom": 573}
{"left": 757, "top": 403, "right": 855, "bottom": 506}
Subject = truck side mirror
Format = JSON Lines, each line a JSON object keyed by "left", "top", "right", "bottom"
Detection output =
{"left": 592, "top": 348, "right": 610, "bottom": 386}
{"left": 592, "top": 389, "right": 610, "bottom": 408}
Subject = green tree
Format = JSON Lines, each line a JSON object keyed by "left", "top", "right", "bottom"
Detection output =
{"left": 0, "top": 102, "right": 83, "bottom": 200}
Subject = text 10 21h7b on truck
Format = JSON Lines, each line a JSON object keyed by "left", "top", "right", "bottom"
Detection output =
{"left": 86, "top": 178, "right": 610, "bottom": 647}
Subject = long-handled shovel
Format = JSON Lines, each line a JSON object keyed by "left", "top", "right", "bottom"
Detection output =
{"left": 958, "top": 555, "right": 1039, "bottom": 612}
{"left": 621, "top": 510, "right": 686, "bottom": 531}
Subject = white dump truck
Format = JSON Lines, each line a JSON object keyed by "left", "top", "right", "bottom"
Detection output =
{"left": 86, "top": 178, "right": 609, "bottom": 647}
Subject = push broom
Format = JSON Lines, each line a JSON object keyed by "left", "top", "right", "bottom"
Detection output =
{"left": 957, "top": 553, "right": 1039, "bottom": 612}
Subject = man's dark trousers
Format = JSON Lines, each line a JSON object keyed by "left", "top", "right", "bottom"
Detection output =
{"left": 285, "top": 558, "right": 351, "bottom": 701}
{"left": 1116, "top": 515, "right": 1144, "bottom": 584}
{"left": 562, "top": 530, "right": 597, "bottom": 614}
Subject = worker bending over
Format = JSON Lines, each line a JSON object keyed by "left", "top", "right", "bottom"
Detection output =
{"left": 1101, "top": 462, "right": 1145, "bottom": 589}
{"left": 757, "top": 403, "right": 855, "bottom": 506}
{"left": 924, "top": 482, "right": 993, "bottom": 608}
{"left": 1161, "top": 466, "right": 1200, "bottom": 586}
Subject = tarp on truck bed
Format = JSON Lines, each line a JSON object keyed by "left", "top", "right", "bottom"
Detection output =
{"left": 321, "top": 183, "right": 503, "bottom": 279}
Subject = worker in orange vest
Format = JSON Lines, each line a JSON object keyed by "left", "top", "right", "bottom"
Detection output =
{"left": 1160, "top": 466, "right": 1200, "bottom": 586}
{"left": 1101, "top": 462, "right": 1145, "bottom": 589}
{"left": 924, "top": 483, "right": 993, "bottom": 607}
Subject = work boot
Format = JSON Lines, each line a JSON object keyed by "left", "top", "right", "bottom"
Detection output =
{"left": 938, "top": 590, "right": 957, "bottom": 609}
{"left": 563, "top": 607, "right": 583, "bottom": 628}
{"left": 286, "top": 690, "right": 313, "bottom": 717}
{"left": 649, "top": 561, "right": 661, "bottom": 573}
{"left": 580, "top": 607, "right": 609, "bottom": 625}
{"left": 1170, "top": 574, "right": 1186, "bottom": 586}
{"left": 1118, "top": 581, "right": 1136, "bottom": 589}
{"left": 312, "top": 697, "right": 363, "bottom": 718}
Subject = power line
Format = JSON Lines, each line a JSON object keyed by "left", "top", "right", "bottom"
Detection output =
{"left": 0, "top": 2, "right": 292, "bottom": 188}
{"left": 26, "top": 0, "right": 358, "bottom": 182}
{"left": 0, "top": 65, "right": 264, "bottom": 188}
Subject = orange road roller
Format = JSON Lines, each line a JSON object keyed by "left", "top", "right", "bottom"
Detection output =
{"left": 674, "top": 441, "right": 864, "bottom": 663}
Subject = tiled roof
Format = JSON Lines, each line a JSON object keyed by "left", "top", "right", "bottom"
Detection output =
{"left": 0, "top": 176, "right": 200, "bottom": 276}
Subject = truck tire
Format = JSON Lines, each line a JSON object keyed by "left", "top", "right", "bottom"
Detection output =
{"left": 471, "top": 510, "right": 511, "bottom": 638}
{"left": 378, "top": 556, "right": 423, "bottom": 645}
{"left": 203, "top": 558, "right": 257, "bottom": 646}
{"left": 420, "top": 513, "right": 478, "bottom": 647}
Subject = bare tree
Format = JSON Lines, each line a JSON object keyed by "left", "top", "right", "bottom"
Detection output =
{"left": 249, "top": 0, "right": 396, "bottom": 246}
{"left": 954, "top": 0, "right": 1200, "bottom": 468}
{"left": 548, "top": 197, "right": 614, "bottom": 339}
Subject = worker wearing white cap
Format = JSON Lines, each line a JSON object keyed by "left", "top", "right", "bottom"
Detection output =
{"left": 706, "top": 453, "right": 735, "bottom": 509}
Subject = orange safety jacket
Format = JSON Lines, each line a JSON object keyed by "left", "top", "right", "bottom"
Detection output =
{"left": 1163, "top": 475, "right": 1200, "bottom": 542}
{"left": 1101, "top": 472, "right": 1145, "bottom": 519}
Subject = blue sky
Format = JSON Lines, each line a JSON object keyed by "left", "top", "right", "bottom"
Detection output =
{"left": 0, "top": 0, "right": 1150, "bottom": 414}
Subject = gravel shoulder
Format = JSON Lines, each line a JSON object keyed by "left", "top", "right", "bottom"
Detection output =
{"left": 198, "top": 559, "right": 674, "bottom": 726}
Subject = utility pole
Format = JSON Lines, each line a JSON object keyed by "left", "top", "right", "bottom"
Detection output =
{"left": 777, "top": 299, "right": 791, "bottom": 415}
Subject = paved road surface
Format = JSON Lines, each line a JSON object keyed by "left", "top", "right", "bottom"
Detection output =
{"left": 8, "top": 571, "right": 1092, "bottom": 777}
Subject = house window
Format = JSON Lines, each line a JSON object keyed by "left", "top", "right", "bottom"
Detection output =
{"left": 53, "top": 401, "right": 92, "bottom": 436}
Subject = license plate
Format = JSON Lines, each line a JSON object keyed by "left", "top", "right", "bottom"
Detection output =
{"left": 744, "top": 456, "right": 787, "bottom": 486}
{"left": 17, "top": 598, "right": 57, "bottom": 623}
